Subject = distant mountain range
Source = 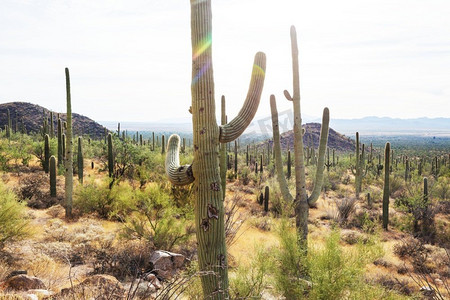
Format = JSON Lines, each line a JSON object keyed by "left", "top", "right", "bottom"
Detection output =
{"left": 100, "top": 116, "right": 450, "bottom": 137}
{"left": 0, "top": 102, "right": 107, "bottom": 139}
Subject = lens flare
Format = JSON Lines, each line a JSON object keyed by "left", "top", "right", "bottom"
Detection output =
{"left": 193, "top": 34, "right": 212, "bottom": 60}
{"left": 253, "top": 63, "right": 265, "bottom": 76}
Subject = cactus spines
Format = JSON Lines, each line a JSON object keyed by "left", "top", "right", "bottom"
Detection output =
{"left": 166, "top": 134, "right": 194, "bottom": 186}
{"left": 44, "top": 134, "right": 50, "bottom": 173}
{"left": 164, "top": 1, "right": 266, "bottom": 296}
{"left": 77, "top": 137, "right": 83, "bottom": 184}
{"left": 382, "top": 142, "right": 391, "bottom": 230}
{"left": 50, "top": 156, "right": 57, "bottom": 197}
{"left": 64, "top": 67, "right": 73, "bottom": 219}
{"left": 271, "top": 26, "right": 330, "bottom": 244}
{"left": 107, "top": 133, "right": 114, "bottom": 178}
{"left": 264, "top": 186, "right": 269, "bottom": 212}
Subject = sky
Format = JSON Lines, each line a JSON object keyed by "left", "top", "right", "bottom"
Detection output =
{"left": 1, "top": 0, "right": 450, "bottom": 123}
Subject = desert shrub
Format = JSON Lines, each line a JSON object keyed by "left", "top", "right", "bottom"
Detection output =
{"left": 121, "top": 184, "right": 194, "bottom": 251}
{"left": 0, "top": 181, "right": 30, "bottom": 249}
{"left": 334, "top": 197, "right": 357, "bottom": 226}
{"left": 308, "top": 230, "right": 383, "bottom": 300}
{"left": 272, "top": 219, "right": 308, "bottom": 299}
{"left": 18, "top": 172, "right": 58, "bottom": 208}
{"left": 225, "top": 194, "right": 245, "bottom": 247}
{"left": 394, "top": 188, "right": 436, "bottom": 241}
{"left": 74, "top": 179, "right": 139, "bottom": 219}
{"left": 390, "top": 175, "right": 404, "bottom": 198}
{"left": 434, "top": 177, "right": 449, "bottom": 201}
{"left": 229, "top": 247, "right": 271, "bottom": 299}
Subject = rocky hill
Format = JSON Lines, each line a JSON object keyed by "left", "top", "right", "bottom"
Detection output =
{"left": 277, "top": 123, "right": 355, "bottom": 152}
{"left": 0, "top": 102, "right": 107, "bottom": 139}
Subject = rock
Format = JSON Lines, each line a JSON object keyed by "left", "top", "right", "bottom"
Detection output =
{"left": 420, "top": 286, "right": 435, "bottom": 297}
{"left": 143, "top": 273, "right": 162, "bottom": 289}
{"left": 59, "top": 274, "right": 125, "bottom": 299}
{"left": 6, "top": 270, "right": 27, "bottom": 279}
{"left": 28, "top": 289, "right": 53, "bottom": 297}
{"left": 3, "top": 275, "right": 46, "bottom": 291}
{"left": 150, "top": 250, "right": 186, "bottom": 279}
{"left": 128, "top": 279, "right": 157, "bottom": 298}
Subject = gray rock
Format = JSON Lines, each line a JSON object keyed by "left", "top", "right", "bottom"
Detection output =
{"left": 150, "top": 250, "right": 186, "bottom": 279}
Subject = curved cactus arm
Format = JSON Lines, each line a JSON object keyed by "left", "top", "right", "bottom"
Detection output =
{"left": 219, "top": 52, "right": 266, "bottom": 143}
{"left": 165, "top": 134, "right": 194, "bottom": 186}
{"left": 270, "top": 95, "right": 294, "bottom": 202}
{"left": 308, "top": 107, "right": 330, "bottom": 206}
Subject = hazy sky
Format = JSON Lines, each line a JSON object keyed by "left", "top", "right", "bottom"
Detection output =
{"left": 1, "top": 0, "right": 449, "bottom": 122}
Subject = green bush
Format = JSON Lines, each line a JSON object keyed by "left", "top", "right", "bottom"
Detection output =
{"left": 230, "top": 247, "right": 271, "bottom": 299}
{"left": 0, "top": 181, "right": 30, "bottom": 249}
{"left": 120, "top": 184, "right": 194, "bottom": 251}
{"left": 74, "top": 179, "right": 139, "bottom": 219}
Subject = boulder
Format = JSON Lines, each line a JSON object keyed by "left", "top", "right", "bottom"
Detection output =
{"left": 150, "top": 250, "right": 186, "bottom": 279}
{"left": 2, "top": 275, "right": 45, "bottom": 291}
{"left": 59, "top": 274, "right": 125, "bottom": 299}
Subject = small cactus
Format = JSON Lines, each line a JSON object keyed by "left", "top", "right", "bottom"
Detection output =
{"left": 77, "top": 137, "right": 83, "bottom": 184}
{"left": 264, "top": 186, "right": 269, "bottom": 212}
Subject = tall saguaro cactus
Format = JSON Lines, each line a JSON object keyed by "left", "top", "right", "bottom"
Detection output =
{"left": 50, "top": 156, "right": 57, "bottom": 197}
{"left": 351, "top": 132, "right": 367, "bottom": 198}
{"left": 270, "top": 26, "right": 329, "bottom": 243}
{"left": 382, "top": 142, "right": 390, "bottom": 230}
{"left": 220, "top": 95, "right": 227, "bottom": 198}
{"left": 64, "top": 68, "right": 73, "bottom": 219}
{"left": 165, "top": 1, "right": 266, "bottom": 297}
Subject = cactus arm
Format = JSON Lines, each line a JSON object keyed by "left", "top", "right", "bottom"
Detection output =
{"left": 165, "top": 134, "right": 194, "bottom": 186}
{"left": 270, "top": 95, "right": 294, "bottom": 202}
{"left": 219, "top": 52, "right": 266, "bottom": 143}
{"left": 308, "top": 107, "right": 330, "bottom": 206}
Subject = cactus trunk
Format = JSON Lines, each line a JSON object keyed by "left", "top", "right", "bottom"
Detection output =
{"left": 382, "top": 142, "right": 390, "bottom": 230}
{"left": 50, "top": 156, "right": 57, "bottom": 197}
{"left": 77, "top": 137, "right": 83, "bottom": 184}
{"left": 64, "top": 68, "right": 73, "bottom": 219}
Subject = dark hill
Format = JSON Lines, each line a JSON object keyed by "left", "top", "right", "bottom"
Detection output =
{"left": 0, "top": 102, "right": 107, "bottom": 139}
{"left": 277, "top": 123, "right": 354, "bottom": 152}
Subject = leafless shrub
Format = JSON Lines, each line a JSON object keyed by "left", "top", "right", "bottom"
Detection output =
{"left": 225, "top": 194, "right": 246, "bottom": 247}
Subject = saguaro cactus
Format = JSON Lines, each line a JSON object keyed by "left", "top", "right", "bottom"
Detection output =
{"left": 270, "top": 26, "right": 329, "bottom": 243}
{"left": 382, "top": 142, "right": 390, "bottom": 230}
{"left": 161, "top": 135, "right": 165, "bottom": 154}
{"left": 57, "top": 118, "right": 63, "bottom": 166}
{"left": 44, "top": 134, "right": 50, "bottom": 173}
{"left": 50, "top": 156, "right": 57, "bottom": 197}
{"left": 264, "top": 186, "right": 269, "bottom": 212}
{"left": 351, "top": 132, "right": 367, "bottom": 198}
{"left": 165, "top": 1, "right": 266, "bottom": 297}
{"left": 64, "top": 68, "right": 73, "bottom": 219}
{"left": 77, "top": 137, "right": 83, "bottom": 184}
{"left": 107, "top": 133, "right": 114, "bottom": 178}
